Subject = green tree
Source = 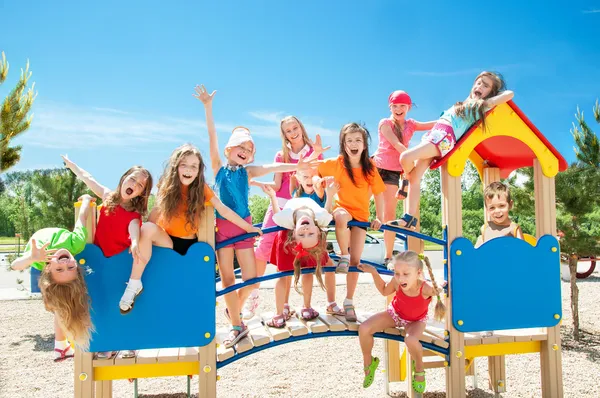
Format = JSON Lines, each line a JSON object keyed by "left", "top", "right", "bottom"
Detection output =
{"left": 0, "top": 52, "right": 36, "bottom": 172}
{"left": 571, "top": 99, "right": 600, "bottom": 167}
{"left": 249, "top": 195, "right": 270, "bottom": 225}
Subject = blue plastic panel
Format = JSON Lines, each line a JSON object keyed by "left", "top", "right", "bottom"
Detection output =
{"left": 450, "top": 235, "right": 562, "bottom": 333}
{"left": 79, "top": 243, "right": 216, "bottom": 352}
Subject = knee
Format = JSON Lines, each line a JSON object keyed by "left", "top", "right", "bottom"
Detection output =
{"left": 399, "top": 151, "right": 411, "bottom": 164}
{"left": 404, "top": 335, "right": 420, "bottom": 347}
{"left": 358, "top": 323, "right": 371, "bottom": 336}
{"left": 334, "top": 212, "right": 348, "bottom": 227}
{"left": 220, "top": 273, "right": 236, "bottom": 287}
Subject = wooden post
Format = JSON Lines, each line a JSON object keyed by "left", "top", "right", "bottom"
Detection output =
{"left": 533, "top": 160, "right": 563, "bottom": 398}
{"left": 74, "top": 201, "right": 97, "bottom": 398}
{"left": 440, "top": 164, "right": 466, "bottom": 398}
{"left": 198, "top": 207, "right": 217, "bottom": 398}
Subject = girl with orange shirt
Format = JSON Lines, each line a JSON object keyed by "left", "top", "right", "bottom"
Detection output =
{"left": 118, "top": 144, "right": 261, "bottom": 314}
{"left": 317, "top": 122, "right": 385, "bottom": 321}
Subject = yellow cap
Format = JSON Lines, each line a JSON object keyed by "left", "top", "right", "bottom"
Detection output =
{"left": 456, "top": 250, "right": 462, "bottom": 256}
{"left": 457, "top": 320, "right": 464, "bottom": 326}
{"left": 204, "top": 332, "right": 211, "bottom": 339}
{"left": 79, "top": 259, "right": 86, "bottom": 265}
{"left": 204, "top": 256, "right": 210, "bottom": 262}
{"left": 203, "top": 365, "right": 212, "bottom": 373}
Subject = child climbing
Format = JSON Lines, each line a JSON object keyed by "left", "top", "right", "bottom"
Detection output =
{"left": 11, "top": 195, "right": 96, "bottom": 360}
{"left": 61, "top": 155, "right": 153, "bottom": 263}
{"left": 261, "top": 180, "right": 337, "bottom": 327}
{"left": 476, "top": 181, "right": 524, "bottom": 246}
{"left": 117, "top": 144, "right": 261, "bottom": 316}
{"left": 396, "top": 72, "right": 514, "bottom": 229}
{"left": 357, "top": 251, "right": 446, "bottom": 392}
{"left": 371, "top": 91, "right": 436, "bottom": 266}
{"left": 317, "top": 122, "right": 386, "bottom": 321}
{"left": 195, "top": 84, "right": 320, "bottom": 347}
{"left": 244, "top": 115, "right": 328, "bottom": 320}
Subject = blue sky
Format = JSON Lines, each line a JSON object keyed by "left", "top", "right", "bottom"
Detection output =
{"left": 1, "top": 1, "right": 599, "bottom": 193}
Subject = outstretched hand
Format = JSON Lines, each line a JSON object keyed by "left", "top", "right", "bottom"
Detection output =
{"left": 309, "top": 134, "right": 331, "bottom": 155}
{"left": 296, "top": 154, "right": 322, "bottom": 171}
{"left": 129, "top": 240, "right": 146, "bottom": 266}
{"left": 248, "top": 225, "right": 263, "bottom": 237}
{"left": 357, "top": 263, "right": 376, "bottom": 274}
{"left": 61, "top": 154, "right": 74, "bottom": 169}
{"left": 324, "top": 176, "right": 340, "bottom": 196}
{"left": 193, "top": 84, "right": 216, "bottom": 105}
{"left": 29, "top": 239, "right": 58, "bottom": 263}
{"left": 78, "top": 194, "right": 96, "bottom": 203}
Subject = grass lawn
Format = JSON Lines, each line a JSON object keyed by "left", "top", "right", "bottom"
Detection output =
{"left": 0, "top": 236, "right": 21, "bottom": 244}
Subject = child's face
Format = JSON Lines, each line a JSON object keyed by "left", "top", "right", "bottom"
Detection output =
{"left": 296, "top": 169, "right": 317, "bottom": 194}
{"left": 389, "top": 103, "right": 410, "bottom": 122}
{"left": 470, "top": 75, "right": 494, "bottom": 99}
{"left": 47, "top": 249, "right": 78, "bottom": 284}
{"left": 343, "top": 131, "right": 365, "bottom": 160}
{"left": 293, "top": 208, "right": 320, "bottom": 249}
{"left": 393, "top": 261, "right": 421, "bottom": 290}
{"left": 282, "top": 120, "right": 304, "bottom": 146}
{"left": 485, "top": 193, "right": 513, "bottom": 225}
{"left": 120, "top": 171, "right": 148, "bottom": 201}
{"left": 227, "top": 142, "right": 254, "bottom": 166}
{"left": 178, "top": 154, "right": 200, "bottom": 186}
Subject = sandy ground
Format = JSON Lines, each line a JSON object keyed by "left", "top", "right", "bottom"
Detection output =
{"left": 1, "top": 270, "right": 599, "bottom": 398}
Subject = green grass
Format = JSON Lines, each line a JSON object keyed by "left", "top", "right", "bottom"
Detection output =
{"left": 0, "top": 246, "right": 25, "bottom": 254}
{"left": 0, "top": 236, "right": 21, "bottom": 244}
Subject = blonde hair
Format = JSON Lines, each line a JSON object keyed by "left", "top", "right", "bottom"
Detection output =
{"left": 156, "top": 144, "right": 206, "bottom": 232}
{"left": 279, "top": 116, "right": 311, "bottom": 163}
{"left": 484, "top": 181, "right": 512, "bottom": 204}
{"left": 454, "top": 71, "right": 506, "bottom": 132}
{"left": 394, "top": 251, "right": 446, "bottom": 322}
{"left": 285, "top": 210, "right": 327, "bottom": 294}
{"left": 39, "top": 267, "right": 93, "bottom": 350}
{"left": 103, "top": 166, "right": 153, "bottom": 217}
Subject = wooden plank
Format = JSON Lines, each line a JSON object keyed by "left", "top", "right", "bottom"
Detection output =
{"left": 295, "top": 310, "right": 327, "bottom": 334}
{"left": 286, "top": 312, "right": 310, "bottom": 336}
{"left": 246, "top": 318, "right": 271, "bottom": 347}
{"left": 157, "top": 347, "right": 180, "bottom": 363}
{"left": 74, "top": 350, "right": 94, "bottom": 398}
{"left": 178, "top": 347, "right": 200, "bottom": 362}
{"left": 113, "top": 350, "right": 136, "bottom": 366}
{"left": 464, "top": 334, "right": 482, "bottom": 346}
{"left": 136, "top": 348, "right": 160, "bottom": 364}
{"left": 234, "top": 336, "right": 254, "bottom": 354}
{"left": 315, "top": 309, "right": 347, "bottom": 332}
{"left": 260, "top": 312, "right": 292, "bottom": 341}
{"left": 481, "top": 336, "right": 500, "bottom": 345}
{"left": 95, "top": 380, "right": 113, "bottom": 398}
{"left": 93, "top": 351, "right": 116, "bottom": 367}
{"left": 432, "top": 337, "right": 450, "bottom": 349}
{"left": 198, "top": 343, "right": 216, "bottom": 398}
{"left": 215, "top": 329, "right": 234, "bottom": 362}
{"left": 334, "top": 314, "right": 360, "bottom": 331}
{"left": 384, "top": 327, "right": 403, "bottom": 336}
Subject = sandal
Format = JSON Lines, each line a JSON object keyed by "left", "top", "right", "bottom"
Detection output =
{"left": 344, "top": 303, "right": 357, "bottom": 322}
{"left": 412, "top": 360, "right": 426, "bottom": 393}
{"left": 121, "top": 350, "right": 136, "bottom": 358}
{"left": 223, "top": 324, "right": 249, "bottom": 348}
{"left": 300, "top": 307, "right": 319, "bottom": 321}
{"left": 395, "top": 179, "right": 409, "bottom": 200}
{"left": 53, "top": 347, "right": 75, "bottom": 363}
{"left": 336, "top": 257, "right": 350, "bottom": 274}
{"left": 283, "top": 303, "right": 295, "bottom": 320}
{"left": 363, "top": 356, "right": 380, "bottom": 388}
{"left": 326, "top": 302, "right": 345, "bottom": 316}
{"left": 388, "top": 213, "right": 418, "bottom": 229}
{"left": 96, "top": 351, "right": 113, "bottom": 360}
{"left": 266, "top": 314, "right": 286, "bottom": 329}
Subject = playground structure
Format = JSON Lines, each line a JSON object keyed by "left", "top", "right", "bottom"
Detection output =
{"left": 70, "top": 100, "right": 568, "bottom": 398}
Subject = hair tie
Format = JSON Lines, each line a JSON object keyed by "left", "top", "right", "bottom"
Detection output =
{"left": 418, "top": 253, "right": 425, "bottom": 260}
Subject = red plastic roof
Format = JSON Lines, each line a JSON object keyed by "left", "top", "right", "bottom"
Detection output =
{"left": 430, "top": 101, "right": 568, "bottom": 178}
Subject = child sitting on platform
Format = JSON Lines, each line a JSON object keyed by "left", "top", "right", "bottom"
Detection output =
{"left": 259, "top": 179, "right": 338, "bottom": 328}
{"left": 475, "top": 181, "right": 524, "bottom": 247}
{"left": 11, "top": 195, "right": 96, "bottom": 360}
{"left": 357, "top": 251, "right": 445, "bottom": 393}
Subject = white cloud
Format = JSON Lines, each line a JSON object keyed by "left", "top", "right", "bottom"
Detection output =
{"left": 582, "top": 9, "right": 600, "bottom": 13}
{"left": 247, "top": 111, "right": 339, "bottom": 139}
{"left": 407, "top": 64, "right": 532, "bottom": 77}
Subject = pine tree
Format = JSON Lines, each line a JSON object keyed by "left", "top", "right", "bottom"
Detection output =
{"left": 0, "top": 51, "right": 37, "bottom": 173}
{"left": 571, "top": 99, "right": 600, "bottom": 167}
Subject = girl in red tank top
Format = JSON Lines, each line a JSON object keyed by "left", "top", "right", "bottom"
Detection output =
{"left": 357, "top": 251, "right": 446, "bottom": 394}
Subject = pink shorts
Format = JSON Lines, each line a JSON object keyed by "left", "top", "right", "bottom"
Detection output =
{"left": 423, "top": 123, "right": 456, "bottom": 158}
{"left": 215, "top": 216, "right": 255, "bottom": 250}
{"left": 254, "top": 205, "right": 278, "bottom": 261}
{"left": 386, "top": 303, "right": 428, "bottom": 328}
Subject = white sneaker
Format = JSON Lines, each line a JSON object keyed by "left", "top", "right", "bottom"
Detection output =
{"left": 242, "top": 291, "right": 260, "bottom": 320}
{"left": 119, "top": 283, "right": 143, "bottom": 314}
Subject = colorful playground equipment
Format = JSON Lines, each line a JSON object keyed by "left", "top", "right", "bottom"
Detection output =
{"left": 71, "top": 100, "right": 568, "bottom": 398}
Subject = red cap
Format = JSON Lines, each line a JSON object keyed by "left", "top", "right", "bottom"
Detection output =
{"left": 388, "top": 90, "right": 412, "bottom": 105}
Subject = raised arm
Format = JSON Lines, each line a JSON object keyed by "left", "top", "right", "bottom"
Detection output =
{"left": 10, "top": 240, "right": 54, "bottom": 271}
{"left": 253, "top": 181, "right": 280, "bottom": 215}
{"left": 246, "top": 155, "right": 321, "bottom": 179}
{"left": 62, "top": 155, "right": 111, "bottom": 199}
{"left": 194, "top": 84, "right": 222, "bottom": 176}
{"left": 484, "top": 90, "right": 514, "bottom": 108}
{"left": 357, "top": 263, "right": 397, "bottom": 296}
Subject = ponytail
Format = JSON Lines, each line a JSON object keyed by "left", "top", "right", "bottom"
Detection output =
{"left": 420, "top": 254, "right": 446, "bottom": 322}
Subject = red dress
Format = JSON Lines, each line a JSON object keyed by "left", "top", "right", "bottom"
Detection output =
{"left": 391, "top": 282, "right": 431, "bottom": 322}
{"left": 94, "top": 205, "right": 141, "bottom": 257}
{"left": 269, "top": 230, "right": 329, "bottom": 272}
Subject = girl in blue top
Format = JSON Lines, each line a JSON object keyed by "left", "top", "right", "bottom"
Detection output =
{"left": 195, "top": 84, "right": 320, "bottom": 347}
{"left": 290, "top": 167, "right": 328, "bottom": 207}
{"left": 395, "top": 71, "right": 514, "bottom": 229}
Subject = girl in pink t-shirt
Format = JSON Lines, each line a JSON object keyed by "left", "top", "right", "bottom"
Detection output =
{"left": 371, "top": 91, "right": 435, "bottom": 266}
{"left": 244, "top": 116, "right": 327, "bottom": 319}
